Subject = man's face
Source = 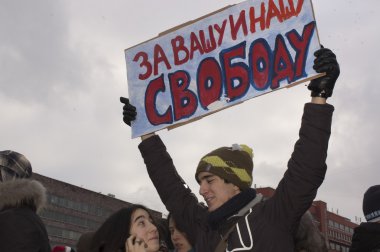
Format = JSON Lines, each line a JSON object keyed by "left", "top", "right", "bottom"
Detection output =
{"left": 198, "top": 171, "right": 240, "bottom": 212}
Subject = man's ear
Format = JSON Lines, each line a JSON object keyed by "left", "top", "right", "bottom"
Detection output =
{"left": 233, "top": 185, "right": 241, "bottom": 193}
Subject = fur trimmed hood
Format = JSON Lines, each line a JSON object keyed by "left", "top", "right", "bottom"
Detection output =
{"left": 0, "top": 178, "right": 47, "bottom": 213}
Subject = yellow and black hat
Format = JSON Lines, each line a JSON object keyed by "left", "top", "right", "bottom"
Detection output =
{"left": 195, "top": 144, "right": 254, "bottom": 190}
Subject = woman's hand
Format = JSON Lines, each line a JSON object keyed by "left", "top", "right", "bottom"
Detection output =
{"left": 125, "top": 235, "right": 148, "bottom": 252}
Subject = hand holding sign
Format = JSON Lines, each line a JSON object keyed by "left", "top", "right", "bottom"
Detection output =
{"left": 308, "top": 47, "right": 340, "bottom": 98}
{"left": 120, "top": 97, "right": 137, "bottom": 126}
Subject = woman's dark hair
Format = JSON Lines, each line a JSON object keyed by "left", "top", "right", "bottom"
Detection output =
{"left": 76, "top": 231, "right": 94, "bottom": 252}
{"left": 167, "top": 213, "right": 195, "bottom": 248}
{"left": 167, "top": 213, "right": 186, "bottom": 233}
{"left": 156, "top": 215, "right": 173, "bottom": 250}
{"left": 90, "top": 204, "right": 155, "bottom": 252}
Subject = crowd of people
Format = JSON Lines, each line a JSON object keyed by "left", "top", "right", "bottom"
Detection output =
{"left": 1, "top": 46, "right": 379, "bottom": 251}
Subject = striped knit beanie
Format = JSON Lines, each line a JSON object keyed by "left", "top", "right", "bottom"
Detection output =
{"left": 195, "top": 144, "right": 254, "bottom": 190}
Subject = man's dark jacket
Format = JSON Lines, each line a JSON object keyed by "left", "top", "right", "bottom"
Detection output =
{"left": 350, "top": 222, "right": 380, "bottom": 252}
{"left": 139, "top": 103, "right": 334, "bottom": 251}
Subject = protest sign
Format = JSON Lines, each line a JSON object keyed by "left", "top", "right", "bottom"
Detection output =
{"left": 125, "top": 0, "right": 321, "bottom": 138}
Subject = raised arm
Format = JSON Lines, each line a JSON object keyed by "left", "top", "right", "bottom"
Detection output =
{"left": 266, "top": 47, "right": 340, "bottom": 232}
{"left": 120, "top": 97, "right": 208, "bottom": 243}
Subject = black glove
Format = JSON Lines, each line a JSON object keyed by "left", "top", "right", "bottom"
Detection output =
{"left": 120, "top": 97, "right": 137, "bottom": 126}
{"left": 308, "top": 47, "right": 340, "bottom": 98}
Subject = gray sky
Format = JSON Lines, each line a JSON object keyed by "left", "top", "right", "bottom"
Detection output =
{"left": 1, "top": 0, "right": 379, "bottom": 223}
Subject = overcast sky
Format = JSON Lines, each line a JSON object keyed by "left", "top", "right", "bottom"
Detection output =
{"left": 1, "top": 0, "right": 379, "bottom": 223}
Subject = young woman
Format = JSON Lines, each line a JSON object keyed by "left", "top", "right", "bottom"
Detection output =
{"left": 90, "top": 204, "right": 165, "bottom": 252}
{"left": 167, "top": 214, "right": 194, "bottom": 252}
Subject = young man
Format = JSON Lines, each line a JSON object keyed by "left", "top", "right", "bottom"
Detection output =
{"left": 121, "top": 47, "right": 340, "bottom": 251}
{"left": 0, "top": 150, "right": 51, "bottom": 252}
{"left": 350, "top": 185, "right": 380, "bottom": 252}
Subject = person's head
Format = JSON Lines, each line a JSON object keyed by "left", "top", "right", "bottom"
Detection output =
{"left": 0, "top": 150, "right": 42, "bottom": 212}
{"left": 168, "top": 213, "right": 193, "bottom": 252}
{"left": 0, "top": 150, "right": 32, "bottom": 182}
{"left": 363, "top": 185, "right": 380, "bottom": 223}
{"left": 129, "top": 206, "right": 160, "bottom": 252}
{"left": 76, "top": 232, "right": 94, "bottom": 252}
{"left": 91, "top": 204, "right": 159, "bottom": 252}
{"left": 195, "top": 144, "right": 254, "bottom": 212}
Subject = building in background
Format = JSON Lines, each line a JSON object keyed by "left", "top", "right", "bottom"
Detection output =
{"left": 256, "top": 187, "right": 359, "bottom": 252}
{"left": 33, "top": 173, "right": 162, "bottom": 248}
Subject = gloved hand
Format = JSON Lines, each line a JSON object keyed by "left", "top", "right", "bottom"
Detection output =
{"left": 120, "top": 97, "right": 137, "bottom": 126}
{"left": 308, "top": 47, "right": 340, "bottom": 98}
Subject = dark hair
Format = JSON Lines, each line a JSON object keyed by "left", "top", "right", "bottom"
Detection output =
{"left": 223, "top": 178, "right": 232, "bottom": 184}
{"left": 90, "top": 204, "right": 156, "bottom": 252}
{"left": 76, "top": 231, "right": 94, "bottom": 252}
{"left": 156, "top": 215, "right": 173, "bottom": 250}
{"left": 167, "top": 213, "right": 184, "bottom": 233}
{"left": 167, "top": 213, "right": 195, "bottom": 248}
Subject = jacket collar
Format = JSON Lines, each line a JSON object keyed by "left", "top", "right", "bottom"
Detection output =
{"left": 208, "top": 188, "right": 256, "bottom": 230}
{"left": 0, "top": 178, "right": 46, "bottom": 212}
